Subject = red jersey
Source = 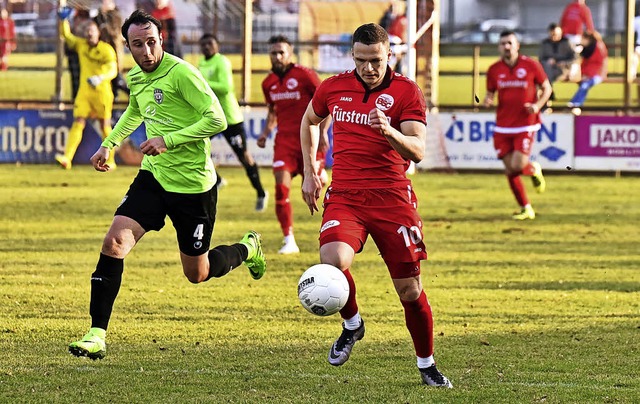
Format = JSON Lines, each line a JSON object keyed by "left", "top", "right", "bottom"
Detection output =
{"left": 262, "top": 64, "right": 321, "bottom": 155}
{"left": 486, "top": 55, "right": 547, "bottom": 133}
{"left": 581, "top": 41, "right": 608, "bottom": 78}
{"left": 0, "top": 18, "right": 15, "bottom": 54}
{"left": 560, "top": 1, "right": 594, "bottom": 36}
{"left": 311, "top": 68, "right": 426, "bottom": 189}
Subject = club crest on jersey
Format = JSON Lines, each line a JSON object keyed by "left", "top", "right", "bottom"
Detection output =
{"left": 286, "top": 78, "right": 299, "bottom": 90}
{"left": 516, "top": 68, "right": 527, "bottom": 79}
{"left": 375, "top": 94, "right": 394, "bottom": 111}
{"left": 154, "top": 88, "right": 164, "bottom": 104}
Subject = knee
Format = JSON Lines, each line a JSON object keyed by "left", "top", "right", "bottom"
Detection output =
{"left": 101, "top": 234, "right": 131, "bottom": 259}
{"left": 396, "top": 283, "right": 422, "bottom": 301}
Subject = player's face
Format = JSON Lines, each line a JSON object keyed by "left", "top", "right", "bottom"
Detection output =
{"left": 498, "top": 34, "right": 520, "bottom": 62}
{"left": 352, "top": 41, "right": 390, "bottom": 89}
{"left": 269, "top": 42, "right": 293, "bottom": 74}
{"left": 127, "top": 22, "right": 164, "bottom": 73}
{"left": 85, "top": 23, "right": 100, "bottom": 47}
{"left": 200, "top": 38, "right": 218, "bottom": 59}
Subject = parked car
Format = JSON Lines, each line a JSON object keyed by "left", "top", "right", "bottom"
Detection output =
{"left": 443, "top": 19, "right": 535, "bottom": 44}
{"left": 12, "top": 12, "right": 39, "bottom": 37}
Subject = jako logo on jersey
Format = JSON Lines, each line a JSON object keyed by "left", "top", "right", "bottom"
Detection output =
{"left": 375, "top": 94, "right": 394, "bottom": 111}
{"left": 340, "top": 96, "right": 353, "bottom": 102}
{"left": 516, "top": 68, "right": 527, "bottom": 79}
{"left": 286, "top": 78, "right": 299, "bottom": 90}
{"left": 145, "top": 105, "right": 156, "bottom": 116}
{"left": 154, "top": 89, "right": 164, "bottom": 104}
{"left": 320, "top": 220, "right": 340, "bottom": 233}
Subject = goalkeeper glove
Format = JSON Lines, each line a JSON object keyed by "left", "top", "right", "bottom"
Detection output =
{"left": 58, "top": 6, "right": 74, "bottom": 20}
{"left": 87, "top": 75, "right": 103, "bottom": 88}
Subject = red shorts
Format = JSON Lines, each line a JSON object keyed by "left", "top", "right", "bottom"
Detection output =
{"left": 493, "top": 131, "right": 535, "bottom": 159}
{"left": 319, "top": 186, "right": 428, "bottom": 279}
{"left": 273, "top": 147, "right": 325, "bottom": 177}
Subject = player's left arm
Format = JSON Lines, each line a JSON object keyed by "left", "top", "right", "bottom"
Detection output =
{"left": 370, "top": 110, "right": 426, "bottom": 163}
{"left": 163, "top": 66, "right": 228, "bottom": 149}
{"left": 527, "top": 62, "right": 553, "bottom": 114}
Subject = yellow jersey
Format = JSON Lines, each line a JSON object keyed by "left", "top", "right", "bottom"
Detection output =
{"left": 61, "top": 20, "right": 117, "bottom": 94}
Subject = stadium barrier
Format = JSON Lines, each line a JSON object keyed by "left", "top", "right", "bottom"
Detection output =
{"left": 1, "top": 107, "right": 638, "bottom": 172}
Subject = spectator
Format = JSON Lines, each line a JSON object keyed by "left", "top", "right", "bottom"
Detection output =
{"left": 151, "top": 0, "right": 182, "bottom": 57}
{"left": 0, "top": 8, "right": 16, "bottom": 71}
{"left": 387, "top": 10, "right": 408, "bottom": 74}
{"left": 538, "top": 23, "right": 575, "bottom": 105}
{"left": 560, "top": 0, "right": 594, "bottom": 47}
{"left": 65, "top": 9, "right": 92, "bottom": 100}
{"left": 568, "top": 30, "right": 608, "bottom": 110}
{"left": 94, "top": 0, "right": 129, "bottom": 99}
{"left": 378, "top": 3, "right": 398, "bottom": 31}
{"left": 632, "top": 10, "right": 640, "bottom": 79}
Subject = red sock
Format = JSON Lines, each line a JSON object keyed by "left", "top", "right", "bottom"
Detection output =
{"left": 339, "top": 269, "right": 359, "bottom": 320}
{"left": 401, "top": 290, "right": 434, "bottom": 358}
{"left": 521, "top": 162, "right": 535, "bottom": 176}
{"left": 507, "top": 174, "right": 529, "bottom": 207}
{"left": 275, "top": 183, "right": 292, "bottom": 236}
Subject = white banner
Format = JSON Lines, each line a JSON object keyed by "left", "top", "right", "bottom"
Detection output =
{"left": 421, "top": 112, "right": 575, "bottom": 171}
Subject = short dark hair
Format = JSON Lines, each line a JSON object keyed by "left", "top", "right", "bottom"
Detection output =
{"left": 121, "top": 9, "right": 162, "bottom": 44}
{"left": 547, "top": 22, "right": 559, "bottom": 31}
{"left": 268, "top": 35, "right": 291, "bottom": 46}
{"left": 352, "top": 23, "right": 389, "bottom": 47}
{"left": 500, "top": 30, "right": 517, "bottom": 39}
{"left": 199, "top": 33, "right": 218, "bottom": 43}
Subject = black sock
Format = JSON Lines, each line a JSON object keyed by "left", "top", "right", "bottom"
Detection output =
{"left": 207, "top": 244, "right": 248, "bottom": 279}
{"left": 89, "top": 253, "right": 124, "bottom": 330}
{"left": 245, "top": 163, "right": 265, "bottom": 197}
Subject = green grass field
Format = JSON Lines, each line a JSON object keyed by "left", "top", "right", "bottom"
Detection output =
{"left": 1, "top": 165, "right": 638, "bottom": 402}
{"left": 1, "top": 52, "right": 636, "bottom": 106}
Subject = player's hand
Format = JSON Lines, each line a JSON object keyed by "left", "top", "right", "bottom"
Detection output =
{"left": 58, "top": 6, "right": 74, "bottom": 20}
{"left": 140, "top": 136, "right": 168, "bottom": 156}
{"left": 524, "top": 103, "right": 539, "bottom": 114}
{"left": 368, "top": 108, "right": 391, "bottom": 135}
{"left": 483, "top": 95, "right": 494, "bottom": 108}
{"left": 90, "top": 146, "right": 112, "bottom": 172}
{"left": 301, "top": 173, "right": 322, "bottom": 215}
{"left": 256, "top": 134, "right": 267, "bottom": 148}
{"left": 87, "top": 75, "right": 103, "bottom": 88}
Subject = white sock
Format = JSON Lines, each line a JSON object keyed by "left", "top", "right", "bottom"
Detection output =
{"left": 524, "top": 204, "right": 532, "bottom": 210}
{"left": 284, "top": 234, "right": 296, "bottom": 244}
{"left": 343, "top": 313, "right": 362, "bottom": 330}
{"left": 417, "top": 355, "right": 435, "bottom": 369}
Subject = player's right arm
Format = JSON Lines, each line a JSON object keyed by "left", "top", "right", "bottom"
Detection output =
{"left": 300, "top": 101, "right": 326, "bottom": 215}
{"left": 257, "top": 103, "right": 277, "bottom": 148}
{"left": 59, "top": 19, "right": 79, "bottom": 50}
{"left": 92, "top": 97, "right": 144, "bottom": 171}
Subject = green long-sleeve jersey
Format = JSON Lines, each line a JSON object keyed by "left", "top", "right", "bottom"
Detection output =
{"left": 198, "top": 53, "right": 244, "bottom": 126}
{"left": 102, "top": 53, "right": 227, "bottom": 193}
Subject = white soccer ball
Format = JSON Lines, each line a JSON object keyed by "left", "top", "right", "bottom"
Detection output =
{"left": 297, "top": 264, "right": 349, "bottom": 316}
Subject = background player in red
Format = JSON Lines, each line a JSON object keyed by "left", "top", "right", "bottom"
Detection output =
{"left": 257, "top": 35, "right": 330, "bottom": 255}
{"left": 483, "top": 30, "right": 552, "bottom": 220}
{"left": 560, "top": 0, "right": 595, "bottom": 47}
{"left": 300, "top": 22, "right": 452, "bottom": 388}
{"left": 0, "top": 8, "right": 16, "bottom": 71}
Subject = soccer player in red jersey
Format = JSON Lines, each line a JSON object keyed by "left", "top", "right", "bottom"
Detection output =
{"left": 257, "top": 35, "right": 330, "bottom": 254}
{"left": 483, "top": 30, "right": 552, "bottom": 220}
{"left": 300, "top": 23, "right": 452, "bottom": 387}
{"left": 560, "top": 0, "right": 595, "bottom": 47}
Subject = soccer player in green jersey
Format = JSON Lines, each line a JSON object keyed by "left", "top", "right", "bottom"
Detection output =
{"left": 198, "top": 33, "right": 268, "bottom": 212}
{"left": 68, "top": 9, "right": 266, "bottom": 360}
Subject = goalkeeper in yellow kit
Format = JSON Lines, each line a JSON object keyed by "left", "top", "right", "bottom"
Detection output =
{"left": 55, "top": 7, "right": 118, "bottom": 170}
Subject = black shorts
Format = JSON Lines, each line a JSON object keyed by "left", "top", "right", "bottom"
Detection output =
{"left": 115, "top": 170, "right": 217, "bottom": 256}
{"left": 219, "top": 122, "right": 248, "bottom": 156}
